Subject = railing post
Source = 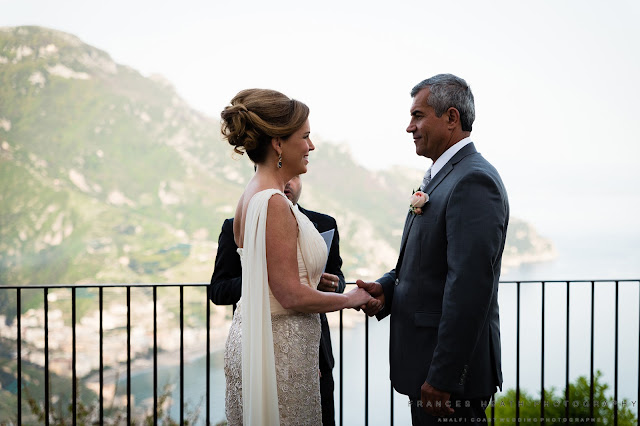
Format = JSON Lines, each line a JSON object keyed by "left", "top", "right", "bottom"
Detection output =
{"left": 589, "top": 281, "right": 595, "bottom": 423}
{"left": 614, "top": 281, "right": 619, "bottom": 426}
{"left": 44, "top": 287, "right": 50, "bottom": 426}
{"left": 99, "top": 287, "right": 104, "bottom": 425}
{"left": 515, "top": 281, "right": 520, "bottom": 421}
{"left": 365, "top": 314, "right": 369, "bottom": 426}
{"left": 180, "top": 286, "right": 184, "bottom": 425}
{"left": 565, "top": 281, "right": 570, "bottom": 421}
{"left": 153, "top": 286, "right": 158, "bottom": 425}
{"left": 17, "top": 288, "right": 22, "bottom": 425}
{"left": 339, "top": 308, "right": 343, "bottom": 426}
{"left": 72, "top": 288, "right": 77, "bottom": 426}
{"left": 206, "top": 293, "right": 211, "bottom": 426}
{"left": 541, "top": 281, "right": 546, "bottom": 425}
{"left": 127, "top": 286, "right": 132, "bottom": 424}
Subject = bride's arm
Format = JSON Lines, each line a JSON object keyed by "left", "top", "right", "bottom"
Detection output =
{"left": 266, "top": 196, "right": 373, "bottom": 313}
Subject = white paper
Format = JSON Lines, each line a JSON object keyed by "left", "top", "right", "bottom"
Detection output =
{"left": 320, "top": 229, "right": 335, "bottom": 272}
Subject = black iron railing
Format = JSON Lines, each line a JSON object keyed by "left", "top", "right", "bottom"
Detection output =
{"left": 1, "top": 279, "right": 638, "bottom": 425}
{"left": 498, "top": 279, "right": 639, "bottom": 426}
{"left": 1, "top": 283, "right": 210, "bottom": 425}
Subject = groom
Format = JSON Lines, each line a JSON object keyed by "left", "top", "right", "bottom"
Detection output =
{"left": 359, "top": 74, "right": 509, "bottom": 425}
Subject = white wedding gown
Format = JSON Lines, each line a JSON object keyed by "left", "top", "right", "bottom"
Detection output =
{"left": 224, "top": 189, "right": 326, "bottom": 425}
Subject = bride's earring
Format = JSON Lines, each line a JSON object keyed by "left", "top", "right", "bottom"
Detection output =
{"left": 277, "top": 153, "right": 282, "bottom": 169}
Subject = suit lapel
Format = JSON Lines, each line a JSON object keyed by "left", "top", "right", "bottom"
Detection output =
{"left": 394, "top": 211, "right": 415, "bottom": 276}
{"left": 394, "top": 143, "right": 478, "bottom": 275}
{"left": 397, "top": 212, "right": 415, "bottom": 255}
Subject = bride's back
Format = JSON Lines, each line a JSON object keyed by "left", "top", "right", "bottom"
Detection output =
{"left": 233, "top": 177, "right": 290, "bottom": 249}
{"left": 233, "top": 185, "right": 257, "bottom": 250}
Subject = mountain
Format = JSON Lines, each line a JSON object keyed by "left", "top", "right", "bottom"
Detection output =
{"left": 0, "top": 26, "right": 554, "bottom": 286}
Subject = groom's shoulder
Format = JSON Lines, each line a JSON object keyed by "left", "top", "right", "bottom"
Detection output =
{"left": 455, "top": 153, "right": 507, "bottom": 194}
{"left": 459, "top": 150, "right": 501, "bottom": 176}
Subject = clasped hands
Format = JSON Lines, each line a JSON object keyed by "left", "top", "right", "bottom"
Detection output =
{"left": 355, "top": 280, "right": 385, "bottom": 316}
{"left": 317, "top": 273, "right": 382, "bottom": 311}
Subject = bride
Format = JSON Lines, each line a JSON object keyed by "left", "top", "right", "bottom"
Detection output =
{"left": 220, "top": 89, "right": 376, "bottom": 425}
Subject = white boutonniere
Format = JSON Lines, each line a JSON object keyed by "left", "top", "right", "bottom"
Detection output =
{"left": 409, "top": 189, "right": 429, "bottom": 215}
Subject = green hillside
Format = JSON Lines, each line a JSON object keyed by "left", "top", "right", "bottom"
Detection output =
{"left": 0, "top": 25, "right": 553, "bottom": 286}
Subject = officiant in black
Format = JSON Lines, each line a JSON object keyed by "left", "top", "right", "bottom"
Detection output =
{"left": 209, "top": 174, "right": 346, "bottom": 426}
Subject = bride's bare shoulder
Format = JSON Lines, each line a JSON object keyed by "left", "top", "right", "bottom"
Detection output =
{"left": 266, "top": 193, "right": 296, "bottom": 231}
{"left": 267, "top": 191, "right": 291, "bottom": 210}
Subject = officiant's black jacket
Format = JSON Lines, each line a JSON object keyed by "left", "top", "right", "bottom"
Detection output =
{"left": 208, "top": 205, "right": 346, "bottom": 374}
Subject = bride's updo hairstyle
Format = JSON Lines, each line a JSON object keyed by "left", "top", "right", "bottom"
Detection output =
{"left": 221, "top": 89, "right": 310, "bottom": 164}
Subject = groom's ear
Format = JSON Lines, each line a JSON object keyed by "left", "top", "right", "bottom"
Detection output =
{"left": 446, "top": 107, "right": 461, "bottom": 129}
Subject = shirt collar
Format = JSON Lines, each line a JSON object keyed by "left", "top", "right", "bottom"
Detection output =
{"left": 431, "top": 137, "right": 472, "bottom": 178}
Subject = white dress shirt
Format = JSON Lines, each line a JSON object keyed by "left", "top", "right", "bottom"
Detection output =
{"left": 431, "top": 137, "right": 472, "bottom": 178}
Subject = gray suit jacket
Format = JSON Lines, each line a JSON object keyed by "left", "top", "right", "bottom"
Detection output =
{"left": 377, "top": 143, "right": 508, "bottom": 399}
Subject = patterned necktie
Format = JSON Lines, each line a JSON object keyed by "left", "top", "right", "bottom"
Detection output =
{"left": 420, "top": 166, "right": 432, "bottom": 192}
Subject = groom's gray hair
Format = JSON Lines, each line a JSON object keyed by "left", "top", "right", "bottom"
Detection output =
{"left": 411, "top": 74, "right": 475, "bottom": 132}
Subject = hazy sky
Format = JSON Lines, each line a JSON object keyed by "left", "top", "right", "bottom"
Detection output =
{"left": 3, "top": 0, "right": 640, "bottom": 240}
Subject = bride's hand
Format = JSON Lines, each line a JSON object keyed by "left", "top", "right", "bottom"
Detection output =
{"left": 346, "top": 287, "right": 378, "bottom": 309}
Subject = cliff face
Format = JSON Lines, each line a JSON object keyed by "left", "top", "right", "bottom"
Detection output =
{"left": 0, "top": 26, "right": 554, "bottom": 286}
{"left": 502, "top": 218, "right": 557, "bottom": 269}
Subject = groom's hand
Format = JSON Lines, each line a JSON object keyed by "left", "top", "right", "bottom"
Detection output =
{"left": 421, "top": 381, "right": 454, "bottom": 417}
{"left": 356, "top": 280, "right": 384, "bottom": 316}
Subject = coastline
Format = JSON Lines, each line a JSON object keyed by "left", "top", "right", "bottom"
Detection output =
{"left": 85, "top": 344, "right": 224, "bottom": 390}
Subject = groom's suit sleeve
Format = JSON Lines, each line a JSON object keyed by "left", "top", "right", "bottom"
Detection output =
{"left": 208, "top": 218, "right": 242, "bottom": 305}
{"left": 427, "top": 171, "right": 508, "bottom": 393}
{"left": 376, "top": 270, "right": 396, "bottom": 320}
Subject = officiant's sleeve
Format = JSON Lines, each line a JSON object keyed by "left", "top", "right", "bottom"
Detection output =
{"left": 427, "top": 171, "right": 508, "bottom": 394}
{"left": 208, "top": 219, "right": 242, "bottom": 305}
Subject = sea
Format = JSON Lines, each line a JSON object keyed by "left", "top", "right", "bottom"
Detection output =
{"left": 117, "top": 230, "right": 640, "bottom": 425}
